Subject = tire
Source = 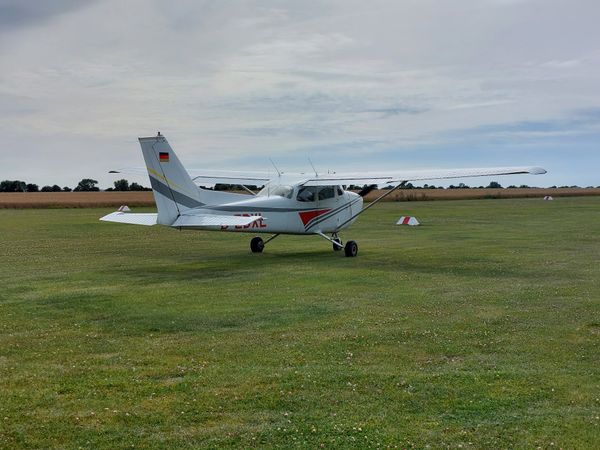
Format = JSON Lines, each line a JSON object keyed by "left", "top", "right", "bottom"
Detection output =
{"left": 344, "top": 240, "right": 358, "bottom": 257}
{"left": 250, "top": 237, "right": 264, "bottom": 253}
{"left": 333, "top": 238, "right": 342, "bottom": 251}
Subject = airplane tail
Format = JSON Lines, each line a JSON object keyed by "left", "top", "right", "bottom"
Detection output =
{"left": 139, "top": 133, "right": 204, "bottom": 225}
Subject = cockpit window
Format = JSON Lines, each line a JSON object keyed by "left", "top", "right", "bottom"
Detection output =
{"left": 318, "top": 186, "right": 335, "bottom": 200}
{"left": 257, "top": 184, "right": 293, "bottom": 198}
{"left": 297, "top": 185, "right": 337, "bottom": 202}
{"left": 297, "top": 186, "right": 317, "bottom": 202}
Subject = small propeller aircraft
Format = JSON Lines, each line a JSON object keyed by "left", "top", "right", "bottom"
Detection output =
{"left": 101, "top": 133, "right": 546, "bottom": 257}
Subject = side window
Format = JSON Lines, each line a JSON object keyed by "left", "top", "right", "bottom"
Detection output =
{"left": 297, "top": 186, "right": 317, "bottom": 202}
{"left": 336, "top": 186, "right": 343, "bottom": 196}
{"left": 318, "top": 186, "right": 335, "bottom": 200}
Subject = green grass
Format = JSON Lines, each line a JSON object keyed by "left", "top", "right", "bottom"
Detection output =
{"left": 0, "top": 198, "right": 599, "bottom": 449}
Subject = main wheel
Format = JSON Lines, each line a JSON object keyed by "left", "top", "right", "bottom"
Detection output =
{"left": 250, "top": 236, "right": 264, "bottom": 253}
{"left": 333, "top": 237, "right": 342, "bottom": 251}
{"left": 344, "top": 240, "right": 358, "bottom": 257}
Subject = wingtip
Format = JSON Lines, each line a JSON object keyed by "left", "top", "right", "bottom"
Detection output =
{"left": 530, "top": 167, "right": 547, "bottom": 175}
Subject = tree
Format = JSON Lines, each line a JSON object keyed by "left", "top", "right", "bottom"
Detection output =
{"left": 26, "top": 183, "right": 39, "bottom": 192}
{"left": 129, "top": 182, "right": 150, "bottom": 191}
{"left": 51, "top": 184, "right": 62, "bottom": 192}
{"left": 41, "top": 185, "right": 53, "bottom": 192}
{"left": 62, "top": 186, "right": 72, "bottom": 192}
{"left": 73, "top": 179, "right": 99, "bottom": 192}
{"left": 486, "top": 181, "right": 502, "bottom": 189}
{"left": 113, "top": 179, "right": 130, "bottom": 191}
{"left": 0, "top": 180, "right": 26, "bottom": 192}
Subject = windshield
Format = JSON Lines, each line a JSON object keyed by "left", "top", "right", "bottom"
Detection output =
{"left": 257, "top": 184, "right": 294, "bottom": 198}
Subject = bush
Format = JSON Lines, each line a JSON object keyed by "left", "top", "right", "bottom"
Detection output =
{"left": 73, "top": 179, "right": 99, "bottom": 192}
{"left": 0, "top": 180, "right": 26, "bottom": 192}
{"left": 113, "top": 179, "right": 130, "bottom": 191}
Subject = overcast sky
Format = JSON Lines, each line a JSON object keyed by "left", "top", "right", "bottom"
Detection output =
{"left": 1, "top": 0, "right": 599, "bottom": 188}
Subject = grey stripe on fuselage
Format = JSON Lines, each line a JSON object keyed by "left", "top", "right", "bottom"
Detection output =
{"left": 150, "top": 176, "right": 205, "bottom": 208}
{"left": 208, "top": 205, "right": 325, "bottom": 213}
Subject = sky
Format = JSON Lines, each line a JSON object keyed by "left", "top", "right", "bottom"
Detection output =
{"left": 1, "top": 0, "right": 599, "bottom": 189}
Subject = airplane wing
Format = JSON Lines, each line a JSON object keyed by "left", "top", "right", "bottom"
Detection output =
{"left": 299, "top": 166, "right": 547, "bottom": 186}
{"left": 100, "top": 212, "right": 158, "bottom": 226}
{"left": 171, "top": 214, "right": 265, "bottom": 229}
{"left": 110, "top": 165, "right": 546, "bottom": 187}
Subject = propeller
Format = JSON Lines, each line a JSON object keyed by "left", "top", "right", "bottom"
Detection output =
{"left": 357, "top": 184, "right": 378, "bottom": 197}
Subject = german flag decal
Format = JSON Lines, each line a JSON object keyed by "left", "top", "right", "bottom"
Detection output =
{"left": 159, "top": 152, "right": 169, "bottom": 162}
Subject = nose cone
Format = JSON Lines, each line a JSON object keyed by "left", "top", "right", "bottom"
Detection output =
{"left": 348, "top": 190, "right": 363, "bottom": 207}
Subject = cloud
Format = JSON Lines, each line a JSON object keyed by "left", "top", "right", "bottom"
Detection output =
{"left": 0, "top": 0, "right": 599, "bottom": 187}
{"left": 0, "top": 0, "right": 96, "bottom": 29}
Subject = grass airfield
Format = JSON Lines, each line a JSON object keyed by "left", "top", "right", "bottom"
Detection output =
{"left": 0, "top": 198, "right": 598, "bottom": 449}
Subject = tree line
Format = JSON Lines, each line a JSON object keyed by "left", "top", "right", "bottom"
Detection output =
{"left": 0, "top": 179, "right": 151, "bottom": 192}
{"left": 1, "top": 179, "right": 594, "bottom": 193}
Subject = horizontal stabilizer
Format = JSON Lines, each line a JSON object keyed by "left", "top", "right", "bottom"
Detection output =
{"left": 100, "top": 212, "right": 158, "bottom": 226}
{"left": 110, "top": 167, "right": 270, "bottom": 186}
{"left": 172, "top": 214, "right": 264, "bottom": 229}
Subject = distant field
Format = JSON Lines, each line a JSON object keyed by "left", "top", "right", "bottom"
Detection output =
{"left": 0, "top": 198, "right": 599, "bottom": 448}
{"left": 1, "top": 188, "right": 599, "bottom": 208}
{"left": 361, "top": 187, "right": 600, "bottom": 202}
{"left": 0, "top": 191, "right": 155, "bottom": 208}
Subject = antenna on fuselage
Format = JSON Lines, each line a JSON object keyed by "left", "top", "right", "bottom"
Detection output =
{"left": 308, "top": 157, "right": 318, "bottom": 177}
{"left": 268, "top": 158, "right": 282, "bottom": 178}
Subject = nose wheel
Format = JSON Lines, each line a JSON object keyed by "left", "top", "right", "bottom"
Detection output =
{"left": 332, "top": 237, "right": 342, "bottom": 251}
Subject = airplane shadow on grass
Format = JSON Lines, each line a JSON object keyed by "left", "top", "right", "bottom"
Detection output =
{"left": 104, "top": 244, "right": 545, "bottom": 287}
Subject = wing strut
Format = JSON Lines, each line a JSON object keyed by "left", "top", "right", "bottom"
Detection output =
{"left": 335, "top": 181, "right": 407, "bottom": 232}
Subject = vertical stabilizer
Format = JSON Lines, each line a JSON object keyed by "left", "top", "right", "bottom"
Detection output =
{"left": 139, "top": 134, "right": 204, "bottom": 225}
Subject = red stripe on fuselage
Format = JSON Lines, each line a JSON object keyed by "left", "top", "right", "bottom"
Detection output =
{"left": 299, "top": 209, "right": 332, "bottom": 226}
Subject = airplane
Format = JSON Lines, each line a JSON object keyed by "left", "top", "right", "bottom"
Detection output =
{"left": 100, "top": 132, "right": 546, "bottom": 257}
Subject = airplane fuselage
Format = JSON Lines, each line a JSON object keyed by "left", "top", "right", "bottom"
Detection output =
{"left": 174, "top": 187, "right": 363, "bottom": 235}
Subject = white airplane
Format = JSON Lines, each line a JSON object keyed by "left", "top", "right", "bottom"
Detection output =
{"left": 101, "top": 133, "right": 546, "bottom": 257}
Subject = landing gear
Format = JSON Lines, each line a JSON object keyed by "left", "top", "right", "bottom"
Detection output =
{"left": 344, "top": 240, "right": 358, "bottom": 257}
{"left": 250, "top": 234, "right": 279, "bottom": 253}
{"left": 315, "top": 232, "right": 358, "bottom": 257}
{"left": 333, "top": 238, "right": 342, "bottom": 251}
{"left": 332, "top": 233, "right": 343, "bottom": 251}
{"left": 250, "top": 237, "right": 264, "bottom": 253}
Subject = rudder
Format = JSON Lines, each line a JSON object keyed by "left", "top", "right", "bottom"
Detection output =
{"left": 139, "top": 133, "right": 204, "bottom": 225}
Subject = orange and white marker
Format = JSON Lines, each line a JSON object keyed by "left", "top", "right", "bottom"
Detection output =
{"left": 396, "top": 216, "right": 420, "bottom": 226}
